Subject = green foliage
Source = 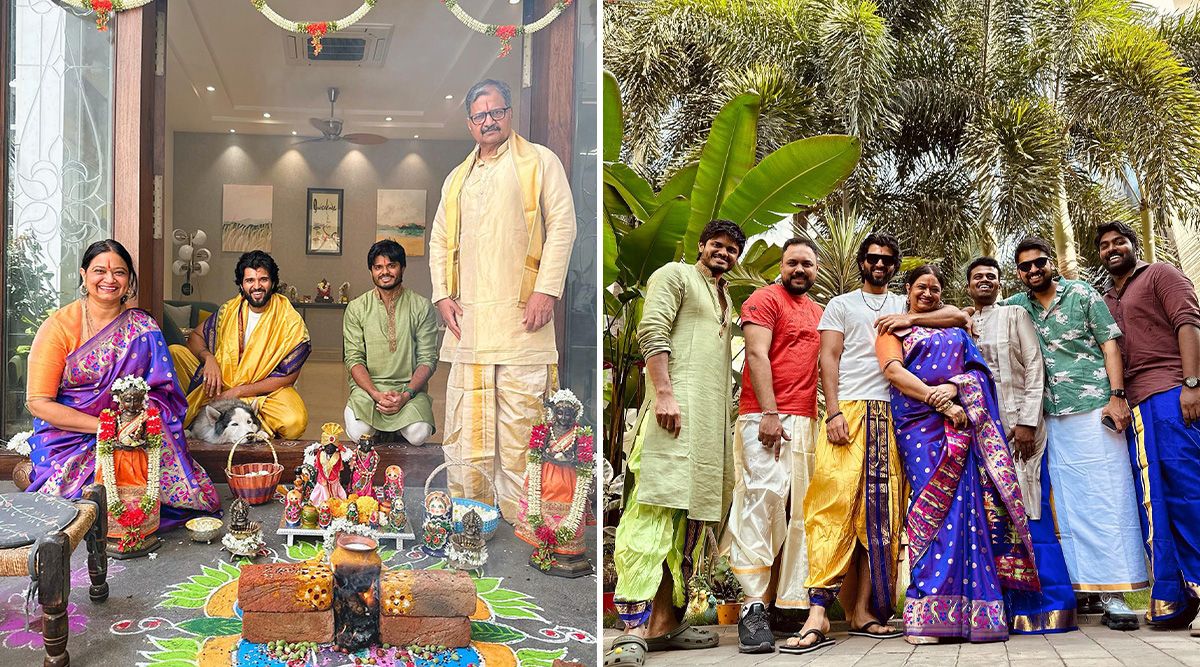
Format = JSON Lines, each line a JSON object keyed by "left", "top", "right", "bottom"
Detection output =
{"left": 470, "top": 620, "right": 526, "bottom": 644}
{"left": 517, "top": 648, "right": 568, "bottom": 667}
{"left": 158, "top": 561, "right": 241, "bottom": 609}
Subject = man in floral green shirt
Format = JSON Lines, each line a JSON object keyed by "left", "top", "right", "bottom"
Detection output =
{"left": 1006, "top": 237, "right": 1148, "bottom": 631}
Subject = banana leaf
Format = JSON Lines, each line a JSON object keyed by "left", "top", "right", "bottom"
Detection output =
{"left": 685, "top": 94, "right": 761, "bottom": 255}
{"left": 603, "top": 71, "right": 623, "bottom": 163}
{"left": 604, "top": 162, "right": 656, "bottom": 222}
{"left": 618, "top": 197, "right": 690, "bottom": 286}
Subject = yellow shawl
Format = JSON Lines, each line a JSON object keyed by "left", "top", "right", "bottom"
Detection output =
{"left": 441, "top": 132, "right": 544, "bottom": 306}
{"left": 211, "top": 293, "right": 309, "bottom": 387}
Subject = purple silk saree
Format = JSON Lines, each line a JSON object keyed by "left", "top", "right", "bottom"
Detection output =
{"left": 27, "top": 308, "right": 221, "bottom": 529}
{"left": 892, "top": 326, "right": 1038, "bottom": 642}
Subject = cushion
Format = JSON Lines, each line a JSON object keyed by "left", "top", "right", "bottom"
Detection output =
{"left": 163, "top": 302, "right": 191, "bottom": 332}
{"left": 0, "top": 493, "right": 79, "bottom": 549}
{"left": 197, "top": 308, "right": 213, "bottom": 325}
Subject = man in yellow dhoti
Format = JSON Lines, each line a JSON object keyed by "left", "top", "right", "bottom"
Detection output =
{"left": 429, "top": 79, "right": 576, "bottom": 522}
{"left": 169, "top": 251, "right": 311, "bottom": 439}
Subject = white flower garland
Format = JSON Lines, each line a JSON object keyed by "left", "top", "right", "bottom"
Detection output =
{"left": 441, "top": 0, "right": 573, "bottom": 58}
{"left": 58, "top": 0, "right": 154, "bottom": 31}
{"left": 321, "top": 518, "right": 380, "bottom": 560}
{"left": 4, "top": 431, "right": 32, "bottom": 457}
{"left": 250, "top": 0, "right": 378, "bottom": 55}
{"left": 112, "top": 375, "right": 150, "bottom": 395}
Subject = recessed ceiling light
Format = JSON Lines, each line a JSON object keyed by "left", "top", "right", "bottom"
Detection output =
{"left": 291, "top": 130, "right": 298, "bottom": 135}
{"left": 229, "top": 129, "right": 236, "bottom": 133}
{"left": 509, "top": 0, "right": 519, "bottom": 5}
{"left": 206, "top": 85, "right": 216, "bottom": 92}
{"left": 385, "top": 116, "right": 393, "bottom": 122}
{"left": 445, "top": 94, "right": 453, "bottom": 100}
{"left": 262, "top": 112, "right": 271, "bottom": 119}
{"left": 413, "top": 134, "right": 419, "bottom": 139}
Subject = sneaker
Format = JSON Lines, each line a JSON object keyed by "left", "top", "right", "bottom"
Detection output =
{"left": 738, "top": 602, "right": 775, "bottom": 654}
{"left": 1100, "top": 594, "right": 1139, "bottom": 631}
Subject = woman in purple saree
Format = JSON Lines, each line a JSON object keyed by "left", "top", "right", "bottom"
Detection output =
{"left": 876, "top": 265, "right": 1039, "bottom": 643}
{"left": 24, "top": 240, "right": 220, "bottom": 529}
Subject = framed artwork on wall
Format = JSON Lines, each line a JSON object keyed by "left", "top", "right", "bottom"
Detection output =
{"left": 376, "top": 189, "right": 427, "bottom": 256}
{"left": 306, "top": 188, "right": 344, "bottom": 255}
{"left": 222, "top": 184, "right": 273, "bottom": 252}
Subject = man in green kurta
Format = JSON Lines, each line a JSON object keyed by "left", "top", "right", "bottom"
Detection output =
{"left": 343, "top": 240, "right": 438, "bottom": 446}
{"left": 607, "top": 220, "right": 746, "bottom": 667}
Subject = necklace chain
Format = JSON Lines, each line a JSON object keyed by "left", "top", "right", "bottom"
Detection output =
{"left": 860, "top": 289, "right": 888, "bottom": 314}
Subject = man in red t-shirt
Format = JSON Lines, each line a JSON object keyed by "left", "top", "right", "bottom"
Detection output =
{"left": 728, "top": 237, "right": 823, "bottom": 653}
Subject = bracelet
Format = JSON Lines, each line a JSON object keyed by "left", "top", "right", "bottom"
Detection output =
{"left": 762, "top": 410, "right": 779, "bottom": 416}
{"left": 824, "top": 411, "right": 842, "bottom": 424}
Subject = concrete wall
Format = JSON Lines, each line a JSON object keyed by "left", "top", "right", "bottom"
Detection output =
{"left": 169, "top": 132, "right": 475, "bottom": 349}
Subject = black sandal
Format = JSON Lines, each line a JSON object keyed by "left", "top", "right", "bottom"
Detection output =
{"left": 849, "top": 621, "right": 902, "bottom": 639}
{"left": 778, "top": 628, "right": 835, "bottom": 655}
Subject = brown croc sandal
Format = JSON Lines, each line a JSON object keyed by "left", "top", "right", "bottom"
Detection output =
{"left": 644, "top": 623, "right": 719, "bottom": 651}
{"left": 605, "top": 635, "right": 648, "bottom": 667}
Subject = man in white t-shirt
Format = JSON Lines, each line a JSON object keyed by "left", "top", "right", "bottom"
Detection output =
{"left": 783, "top": 233, "right": 969, "bottom": 654}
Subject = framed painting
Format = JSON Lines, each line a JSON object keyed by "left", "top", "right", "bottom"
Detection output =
{"left": 306, "top": 188, "right": 343, "bottom": 255}
{"left": 222, "top": 184, "right": 273, "bottom": 252}
{"left": 376, "top": 189, "right": 427, "bottom": 257}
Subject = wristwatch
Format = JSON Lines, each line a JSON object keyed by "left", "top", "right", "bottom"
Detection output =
{"left": 1185, "top": 376, "right": 1200, "bottom": 389}
{"left": 1110, "top": 388, "right": 1127, "bottom": 399}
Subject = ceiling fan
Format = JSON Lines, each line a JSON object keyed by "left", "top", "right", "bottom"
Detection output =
{"left": 295, "top": 87, "right": 387, "bottom": 145}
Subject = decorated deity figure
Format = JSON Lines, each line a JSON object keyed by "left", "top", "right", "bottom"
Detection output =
{"left": 422, "top": 490, "right": 452, "bottom": 554}
{"left": 285, "top": 489, "right": 303, "bottom": 527}
{"left": 96, "top": 375, "right": 166, "bottom": 557}
{"left": 381, "top": 465, "right": 404, "bottom": 503}
{"left": 515, "top": 388, "right": 595, "bottom": 576}
{"left": 349, "top": 436, "right": 378, "bottom": 498}
{"left": 316, "top": 278, "right": 333, "bottom": 303}
{"left": 338, "top": 281, "right": 351, "bottom": 304}
{"left": 447, "top": 508, "right": 487, "bottom": 569}
{"left": 309, "top": 424, "right": 347, "bottom": 505}
{"left": 229, "top": 497, "right": 251, "bottom": 533}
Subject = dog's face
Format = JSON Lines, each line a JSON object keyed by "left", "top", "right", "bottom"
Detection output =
{"left": 207, "top": 404, "right": 265, "bottom": 444}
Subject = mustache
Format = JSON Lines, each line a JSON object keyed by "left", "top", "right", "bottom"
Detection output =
{"left": 481, "top": 124, "right": 500, "bottom": 133}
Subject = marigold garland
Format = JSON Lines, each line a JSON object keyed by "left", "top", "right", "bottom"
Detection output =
{"left": 250, "top": 0, "right": 378, "bottom": 56}
{"left": 58, "top": 0, "right": 154, "bottom": 32}
{"left": 97, "top": 405, "right": 164, "bottom": 553}
{"left": 441, "top": 0, "right": 573, "bottom": 58}
{"left": 525, "top": 421, "right": 594, "bottom": 570}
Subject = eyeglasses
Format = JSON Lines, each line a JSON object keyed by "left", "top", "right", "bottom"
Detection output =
{"left": 469, "top": 107, "right": 511, "bottom": 125}
{"left": 864, "top": 253, "right": 898, "bottom": 267}
{"left": 1017, "top": 257, "right": 1051, "bottom": 272}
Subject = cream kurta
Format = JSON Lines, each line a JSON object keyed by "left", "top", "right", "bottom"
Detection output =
{"left": 429, "top": 136, "right": 576, "bottom": 365}
{"left": 971, "top": 303, "right": 1047, "bottom": 516}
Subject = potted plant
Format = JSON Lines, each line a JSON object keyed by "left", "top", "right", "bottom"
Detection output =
{"left": 710, "top": 555, "right": 744, "bottom": 625}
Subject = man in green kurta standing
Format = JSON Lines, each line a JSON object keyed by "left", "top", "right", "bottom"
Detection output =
{"left": 343, "top": 239, "right": 438, "bottom": 446}
{"left": 607, "top": 219, "right": 747, "bottom": 667}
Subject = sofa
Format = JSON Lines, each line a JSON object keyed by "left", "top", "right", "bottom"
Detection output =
{"left": 161, "top": 299, "right": 221, "bottom": 348}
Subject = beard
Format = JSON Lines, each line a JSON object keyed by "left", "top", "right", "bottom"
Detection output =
{"left": 1105, "top": 252, "right": 1136, "bottom": 276}
{"left": 782, "top": 274, "right": 813, "bottom": 296}
{"left": 373, "top": 274, "right": 401, "bottom": 291}
{"left": 1024, "top": 273, "right": 1055, "bottom": 293}
{"left": 860, "top": 266, "right": 894, "bottom": 287}
{"left": 240, "top": 286, "right": 272, "bottom": 308}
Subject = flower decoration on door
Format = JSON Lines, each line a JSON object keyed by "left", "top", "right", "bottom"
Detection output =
{"left": 250, "top": 0, "right": 378, "bottom": 56}
{"left": 441, "top": 0, "right": 574, "bottom": 58}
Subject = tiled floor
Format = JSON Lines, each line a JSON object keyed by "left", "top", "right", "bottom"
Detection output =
{"left": 295, "top": 349, "right": 449, "bottom": 442}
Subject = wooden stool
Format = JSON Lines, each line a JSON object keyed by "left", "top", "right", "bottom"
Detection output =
{"left": 0, "top": 485, "right": 109, "bottom": 667}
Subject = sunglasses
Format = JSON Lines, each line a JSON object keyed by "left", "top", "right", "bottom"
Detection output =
{"left": 864, "top": 253, "right": 898, "bottom": 267}
{"left": 1017, "top": 257, "right": 1051, "bottom": 273}
{"left": 469, "top": 107, "right": 511, "bottom": 125}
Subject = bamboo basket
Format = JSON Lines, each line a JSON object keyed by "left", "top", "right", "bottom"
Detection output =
{"left": 225, "top": 437, "right": 283, "bottom": 505}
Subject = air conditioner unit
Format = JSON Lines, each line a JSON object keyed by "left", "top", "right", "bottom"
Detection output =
{"left": 283, "top": 24, "right": 392, "bottom": 67}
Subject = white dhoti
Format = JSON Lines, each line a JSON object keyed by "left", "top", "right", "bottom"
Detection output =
{"left": 1045, "top": 409, "right": 1149, "bottom": 592}
{"left": 442, "top": 362, "right": 555, "bottom": 522}
{"left": 724, "top": 413, "right": 817, "bottom": 608}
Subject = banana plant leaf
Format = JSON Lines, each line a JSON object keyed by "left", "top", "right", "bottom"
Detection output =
{"left": 685, "top": 94, "right": 761, "bottom": 255}
{"left": 603, "top": 71, "right": 623, "bottom": 162}
{"left": 605, "top": 162, "right": 656, "bottom": 222}
{"left": 719, "top": 135, "right": 862, "bottom": 236}
{"left": 618, "top": 197, "right": 690, "bottom": 286}
{"left": 659, "top": 162, "right": 698, "bottom": 205}
{"left": 603, "top": 212, "right": 620, "bottom": 288}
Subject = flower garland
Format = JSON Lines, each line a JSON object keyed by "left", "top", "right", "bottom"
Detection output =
{"left": 58, "top": 0, "right": 154, "bottom": 32}
{"left": 525, "top": 422, "right": 594, "bottom": 570}
{"left": 97, "top": 405, "right": 164, "bottom": 553}
{"left": 441, "top": 0, "right": 573, "bottom": 58}
{"left": 251, "top": 0, "right": 377, "bottom": 56}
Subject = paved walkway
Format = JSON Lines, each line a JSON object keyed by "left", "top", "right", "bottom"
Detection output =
{"left": 604, "top": 622, "right": 1200, "bottom": 666}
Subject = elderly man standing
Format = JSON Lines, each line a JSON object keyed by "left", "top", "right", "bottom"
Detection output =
{"left": 429, "top": 79, "right": 576, "bottom": 522}
{"left": 726, "top": 237, "right": 823, "bottom": 653}
{"left": 1096, "top": 222, "right": 1200, "bottom": 632}
{"left": 967, "top": 256, "right": 1077, "bottom": 635}
{"left": 606, "top": 220, "right": 746, "bottom": 667}
{"left": 1007, "top": 236, "right": 1147, "bottom": 631}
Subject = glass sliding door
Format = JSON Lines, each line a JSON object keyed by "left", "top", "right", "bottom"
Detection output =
{"left": 3, "top": 0, "right": 114, "bottom": 437}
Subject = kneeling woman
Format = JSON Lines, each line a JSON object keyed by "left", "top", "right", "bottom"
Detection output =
{"left": 876, "top": 265, "right": 1039, "bottom": 643}
{"left": 24, "top": 239, "right": 221, "bottom": 528}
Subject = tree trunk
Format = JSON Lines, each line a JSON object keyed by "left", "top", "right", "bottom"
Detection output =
{"left": 1053, "top": 172, "right": 1080, "bottom": 279}
{"left": 1139, "top": 204, "right": 1159, "bottom": 264}
{"left": 1168, "top": 211, "right": 1200, "bottom": 299}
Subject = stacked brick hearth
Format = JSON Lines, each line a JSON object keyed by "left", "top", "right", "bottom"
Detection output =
{"left": 238, "top": 562, "right": 475, "bottom": 647}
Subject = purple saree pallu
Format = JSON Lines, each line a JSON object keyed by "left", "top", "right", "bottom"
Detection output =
{"left": 892, "top": 327, "right": 1039, "bottom": 642}
{"left": 26, "top": 308, "right": 221, "bottom": 529}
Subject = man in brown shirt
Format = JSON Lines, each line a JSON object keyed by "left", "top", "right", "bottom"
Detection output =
{"left": 1098, "top": 221, "right": 1200, "bottom": 633}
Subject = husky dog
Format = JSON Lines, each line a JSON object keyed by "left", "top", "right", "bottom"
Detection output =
{"left": 187, "top": 398, "right": 271, "bottom": 444}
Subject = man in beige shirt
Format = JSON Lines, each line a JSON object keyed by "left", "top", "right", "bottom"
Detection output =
{"left": 429, "top": 79, "right": 576, "bottom": 522}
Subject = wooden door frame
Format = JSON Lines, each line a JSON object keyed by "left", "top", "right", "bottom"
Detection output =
{"left": 1, "top": 0, "right": 10, "bottom": 440}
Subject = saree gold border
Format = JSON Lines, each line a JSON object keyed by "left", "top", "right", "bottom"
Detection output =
{"left": 1010, "top": 609, "right": 1077, "bottom": 633}
{"left": 1150, "top": 598, "right": 1181, "bottom": 619}
{"left": 1071, "top": 581, "right": 1150, "bottom": 592}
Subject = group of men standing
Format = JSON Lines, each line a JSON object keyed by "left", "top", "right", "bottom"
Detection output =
{"left": 606, "top": 219, "right": 1200, "bottom": 665}
{"left": 170, "top": 78, "right": 576, "bottom": 524}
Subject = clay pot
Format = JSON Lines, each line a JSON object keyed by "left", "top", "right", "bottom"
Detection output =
{"left": 11, "top": 459, "right": 32, "bottom": 492}
{"left": 716, "top": 602, "right": 741, "bottom": 625}
{"left": 330, "top": 533, "right": 382, "bottom": 651}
